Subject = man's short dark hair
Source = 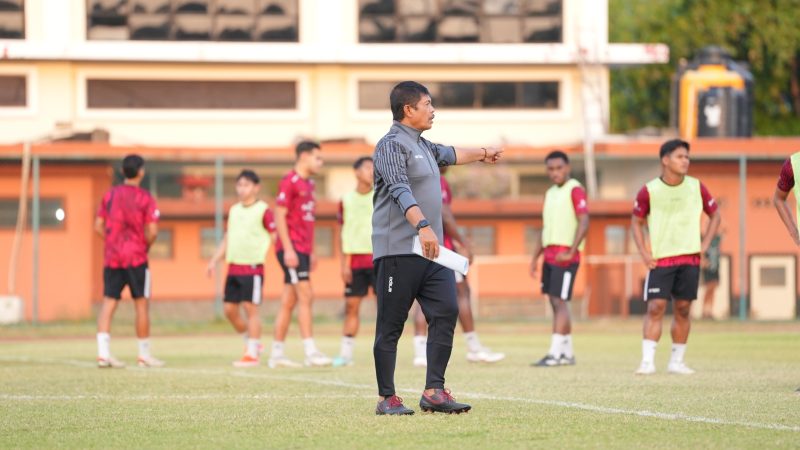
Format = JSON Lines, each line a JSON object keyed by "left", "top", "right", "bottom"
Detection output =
{"left": 390, "top": 81, "right": 431, "bottom": 121}
{"left": 545, "top": 150, "right": 569, "bottom": 164}
{"left": 121, "top": 154, "right": 145, "bottom": 179}
{"left": 295, "top": 140, "right": 320, "bottom": 159}
{"left": 660, "top": 139, "right": 690, "bottom": 159}
{"left": 353, "top": 156, "right": 373, "bottom": 169}
{"left": 236, "top": 169, "right": 260, "bottom": 184}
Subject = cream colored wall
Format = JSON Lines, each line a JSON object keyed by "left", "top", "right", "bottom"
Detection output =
{"left": 0, "top": 62, "right": 317, "bottom": 147}
{"left": 3, "top": 0, "right": 603, "bottom": 147}
{"left": 597, "top": 160, "right": 659, "bottom": 200}
{"left": 1, "top": 62, "right": 590, "bottom": 147}
{"left": 333, "top": 65, "right": 586, "bottom": 147}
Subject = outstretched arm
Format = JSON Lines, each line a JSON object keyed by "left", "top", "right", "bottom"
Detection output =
{"left": 453, "top": 146, "right": 504, "bottom": 165}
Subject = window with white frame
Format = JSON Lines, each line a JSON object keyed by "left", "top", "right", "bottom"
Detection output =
{"left": 0, "top": 75, "right": 26, "bottom": 107}
{"left": 86, "top": 79, "right": 297, "bottom": 109}
{"left": 86, "top": 0, "right": 298, "bottom": 42}
{"left": 0, "top": 0, "right": 24, "bottom": 39}
{"left": 359, "top": 80, "right": 559, "bottom": 110}
{"left": 358, "top": 0, "right": 562, "bottom": 43}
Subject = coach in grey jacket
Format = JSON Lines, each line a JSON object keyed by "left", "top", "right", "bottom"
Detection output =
{"left": 372, "top": 81, "right": 503, "bottom": 415}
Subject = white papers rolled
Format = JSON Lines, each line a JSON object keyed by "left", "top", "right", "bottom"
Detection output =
{"left": 412, "top": 236, "right": 470, "bottom": 276}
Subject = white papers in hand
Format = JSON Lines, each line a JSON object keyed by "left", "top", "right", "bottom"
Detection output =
{"left": 412, "top": 237, "right": 469, "bottom": 276}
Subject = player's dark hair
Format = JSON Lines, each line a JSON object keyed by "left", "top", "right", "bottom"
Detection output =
{"left": 659, "top": 139, "right": 690, "bottom": 159}
{"left": 295, "top": 140, "right": 320, "bottom": 159}
{"left": 353, "top": 156, "right": 373, "bottom": 169}
{"left": 121, "top": 154, "right": 145, "bottom": 179}
{"left": 545, "top": 150, "right": 569, "bottom": 164}
{"left": 236, "top": 169, "right": 260, "bottom": 184}
{"left": 390, "top": 81, "right": 431, "bottom": 121}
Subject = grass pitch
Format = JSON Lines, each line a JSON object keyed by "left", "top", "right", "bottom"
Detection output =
{"left": 1, "top": 320, "right": 798, "bottom": 449}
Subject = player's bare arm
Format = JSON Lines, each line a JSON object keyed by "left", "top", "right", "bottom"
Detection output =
{"left": 145, "top": 222, "right": 158, "bottom": 249}
{"left": 442, "top": 201, "right": 472, "bottom": 262}
{"left": 94, "top": 217, "right": 105, "bottom": 238}
{"left": 337, "top": 219, "right": 352, "bottom": 283}
{"left": 529, "top": 229, "right": 544, "bottom": 278}
{"left": 773, "top": 186, "right": 800, "bottom": 245}
{"left": 700, "top": 210, "right": 722, "bottom": 254}
{"left": 274, "top": 205, "right": 298, "bottom": 268}
{"left": 340, "top": 253, "right": 352, "bottom": 284}
{"left": 631, "top": 214, "right": 657, "bottom": 269}
{"left": 205, "top": 234, "right": 227, "bottom": 278}
{"left": 555, "top": 212, "right": 590, "bottom": 263}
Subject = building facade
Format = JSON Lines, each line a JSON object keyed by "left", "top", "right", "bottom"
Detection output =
{"left": 5, "top": 1, "right": 795, "bottom": 323}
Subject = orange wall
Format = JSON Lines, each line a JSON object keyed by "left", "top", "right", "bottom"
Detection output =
{"left": 693, "top": 162, "right": 799, "bottom": 299}
{"left": 0, "top": 166, "right": 104, "bottom": 321}
{"left": 2, "top": 158, "right": 796, "bottom": 321}
{"left": 148, "top": 220, "right": 345, "bottom": 303}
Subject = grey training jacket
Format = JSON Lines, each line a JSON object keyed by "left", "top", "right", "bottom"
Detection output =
{"left": 371, "top": 121, "right": 456, "bottom": 260}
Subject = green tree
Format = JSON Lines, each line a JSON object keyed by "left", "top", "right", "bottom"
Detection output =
{"left": 609, "top": 0, "right": 800, "bottom": 135}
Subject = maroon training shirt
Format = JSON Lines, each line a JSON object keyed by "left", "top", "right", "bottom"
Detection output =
{"left": 97, "top": 184, "right": 160, "bottom": 269}
{"left": 275, "top": 170, "right": 315, "bottom": 255}
{"left": 777, "top": 158, "right": 794, "bottom": 192}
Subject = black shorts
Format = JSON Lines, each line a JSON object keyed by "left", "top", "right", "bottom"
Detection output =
{"left": 644, "top": 265, "right": 700, "bottom": 301}
{"left": 541, "top": 263, "right": 578, "bottom": 301}
{"left": 103, "top": 263, "right": 150, "bottom": 300}
{"left": 276, "top": 251, "right": 310, "bottom": 284}
{"left": 224, "top": 274, "right": 263, "bottom": 305}
{"left": 345, "top": 268, "right": 375, "bottom": 297}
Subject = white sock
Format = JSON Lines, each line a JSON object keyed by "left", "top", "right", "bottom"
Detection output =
{"left": 271, "top": 341, "right": 285, "bottom": 358}
{"left": 340, "top": 336, "right": 355, "bottom": 360}
{"left": 97, "top": 332, "right": 110, "bottom": 359}
{"left": 303, "top": 338, "right": 318, "bottom": 357}
{"left": 563, "top": 335, "right": 574, "bottom": 358}
{"left": 549, "top": 334, "right": 565, "bottom": 357}
{"left": 464, "top": 331, "right": 482, "bottom": 353}
{"left": 246, "top": 339, "right": 260, "bottom": 358}
{"left": 670, "top": 343, "right": 687, "bottom": 365}
{"left": 642, "top": 339, "right": 658, "bottom": 364}
{"left": 138, "top": 339, "right": 151, "bottom": 359}
{"left": 241, "top": 333, "right": 248, "bottom": 344}
{"left": 413, "top": 335, "right": 427, "bottom": 359}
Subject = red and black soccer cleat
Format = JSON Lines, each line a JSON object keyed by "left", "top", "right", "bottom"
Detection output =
{"left": 419, "top": 388, "right": 471, "bottom": 414}
{"left": 375, "top": 395, "right": 415, "bottom": 416}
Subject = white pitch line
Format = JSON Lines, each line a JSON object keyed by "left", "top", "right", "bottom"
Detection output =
{"left": 0, "top": 393, "right": 372, "bottom": 401}
{"left": 2, "top": 356, "right": 798, "bottom": 433}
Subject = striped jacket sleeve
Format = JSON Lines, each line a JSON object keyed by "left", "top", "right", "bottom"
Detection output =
{"left": 374, "top": 140, "right": 419, "bottom": 215}
{"left": 425, "top": 139, "right": 457, "bottom": 167}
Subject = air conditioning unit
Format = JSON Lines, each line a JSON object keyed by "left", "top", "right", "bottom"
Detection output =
{"left": 0, "top": 295, "right": 23, "bottom": 324}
